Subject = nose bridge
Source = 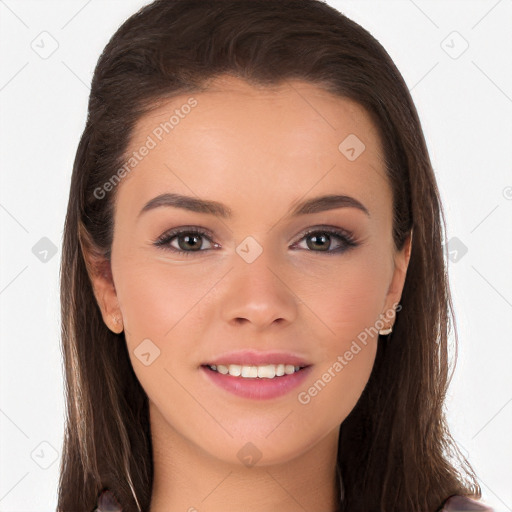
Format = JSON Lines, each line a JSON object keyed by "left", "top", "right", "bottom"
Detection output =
{"left": 221, "top": 235, "right": 298, "bottom": 328}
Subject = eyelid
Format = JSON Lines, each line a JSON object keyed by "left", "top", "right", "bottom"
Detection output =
{"left": 154, "top": 225, "right": 215, "bottom": 244}
{"left": 292, "top": 224, "right": 356, "bottom": 244}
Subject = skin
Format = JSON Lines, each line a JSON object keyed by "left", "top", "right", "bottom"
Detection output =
{"left": 87, "top": 75, "right": 412, "bottom": 512}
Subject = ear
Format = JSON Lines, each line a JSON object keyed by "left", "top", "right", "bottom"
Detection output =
{"left": 79, "top": 223, "right": 123, "bottom": 334}
{"left": 380, "top": 230, "right": 413, "bottom": 329}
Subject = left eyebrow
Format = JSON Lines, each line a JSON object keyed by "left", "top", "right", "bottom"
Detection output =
{"left": 137, "top": 192, "right": 370, "bottom": 219}
{"left": 289, "top": 194, "right": 370, "bottom": 217}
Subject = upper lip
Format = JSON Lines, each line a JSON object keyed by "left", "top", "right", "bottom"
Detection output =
{"left": 202, "top": 350, "right": 311, "bottom": 367}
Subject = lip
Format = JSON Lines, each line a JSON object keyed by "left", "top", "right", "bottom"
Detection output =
{"left": 202, "top": 349, "right": 311, "bottom": 367}
{"left": 200, "top": 364, "right": 313, "bottom": 400}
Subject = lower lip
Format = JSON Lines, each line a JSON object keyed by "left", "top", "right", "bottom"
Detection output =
{"left": 200, "top": 365, "right": 313, "bottom": 400}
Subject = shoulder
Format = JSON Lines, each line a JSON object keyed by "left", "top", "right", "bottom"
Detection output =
{"left": 440, "top": 495, "right": 494, "bottom": 511}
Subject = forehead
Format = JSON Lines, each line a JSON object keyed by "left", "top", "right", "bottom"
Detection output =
{"left": 117, "top": 75, "right": 388, "bottom": 219}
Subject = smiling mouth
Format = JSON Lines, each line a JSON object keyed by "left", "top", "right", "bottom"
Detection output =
{"left": 202, "top": 363, "right": 307, "bottom": 379}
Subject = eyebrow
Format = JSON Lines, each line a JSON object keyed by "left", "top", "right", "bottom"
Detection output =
{"left": 138, "top": 192, "right": 370, "bottom": 219}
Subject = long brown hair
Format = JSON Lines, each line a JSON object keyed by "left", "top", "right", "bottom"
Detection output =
{"left": 58, "top": 1, "right": 482, "bottom": 510}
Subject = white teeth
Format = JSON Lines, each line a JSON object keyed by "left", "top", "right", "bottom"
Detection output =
{"left": 228, "top": 364, "right": 242, "bottom": 376}
{"left": 241, "top": 365, "right": 258, "bottom": 378}
{"left": 257, "top": 365, "right": 275, "bottom": 378}
{"left": 208, "top": 363, "right": 303, "bottom": 379}
{"left": 285, "top": 364, "right": 297, "bottom": 375}
{"left": 216, "top": 364, "right": 229, "bottom": 375}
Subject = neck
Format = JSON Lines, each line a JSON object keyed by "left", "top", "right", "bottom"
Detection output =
{"left": 148, "top": 403, "right": 341, "bottom": 512}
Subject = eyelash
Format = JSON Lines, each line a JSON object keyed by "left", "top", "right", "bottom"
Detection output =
{"left": 153, "top": 225, "right": 358, "bottom": 257}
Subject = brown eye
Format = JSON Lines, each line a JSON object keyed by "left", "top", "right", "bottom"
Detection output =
{"left": 293, "top": 227, "right": 358, "bottom": 255}
{"left": 154, "top": 227, "right": 216, "bottom": 256}
{"left": 173, "top": 232, "right": 207, "bottom": 251}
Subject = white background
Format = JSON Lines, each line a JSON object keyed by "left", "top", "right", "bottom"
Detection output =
{"left": 0, "top": 1, "right": 511, "bottom": 510}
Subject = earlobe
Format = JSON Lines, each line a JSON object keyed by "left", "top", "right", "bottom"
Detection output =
{"left": 110, "top": 313, "right": 124, "bottom": 334}
{"left": 79, "top": 223, "right": 124, "bottom": 334}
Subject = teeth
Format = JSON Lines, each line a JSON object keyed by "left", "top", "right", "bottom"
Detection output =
{"left": 241, "top": 365, "right": 258, "bottom": 378}
{"left": 209, "top": 363, "right": 302, "bottom": 379}
{"left": 258, "top": 365, "right": 275, "bottom": 378}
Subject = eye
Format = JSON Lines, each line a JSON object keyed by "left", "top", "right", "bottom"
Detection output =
{"left": 153, "top": 227, "right": 217, "bottom": 256}
{"left": 292, "top": 226, "right": 358, "bottom": 254}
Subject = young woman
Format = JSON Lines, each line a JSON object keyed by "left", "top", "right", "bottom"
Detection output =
{"left": 57, "top": 1, "right": 493, "bottom": 511}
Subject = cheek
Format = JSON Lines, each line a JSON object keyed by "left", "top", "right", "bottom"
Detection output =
{"left": 114, "top": 253, "right": 215, "bottom": 340}
{"left": 112, "top": 257, "right": 215, "bottom": 408}
{"left": 290, "top": 252, "right": 387, "bottom": 417}
{"left": 294, "top": 250, "right": 392, "bottom": 345}
{"left": 293, "top": 262, "right": 383, "bottom": 420}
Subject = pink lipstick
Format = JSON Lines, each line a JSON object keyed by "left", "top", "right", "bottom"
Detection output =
{"left": 200, "top": 350, "right": 312, "bottom": 400}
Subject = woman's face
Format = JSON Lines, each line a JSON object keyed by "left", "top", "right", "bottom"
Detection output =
{"left": 92, "top": 75, "right": 410, "bottom": 467}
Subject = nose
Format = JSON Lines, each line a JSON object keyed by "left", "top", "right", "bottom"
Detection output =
{"left": 220, "top": 248, "right": 299, "bottom": 331}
